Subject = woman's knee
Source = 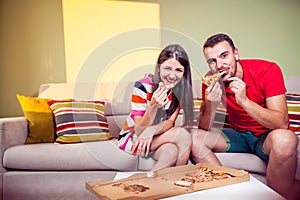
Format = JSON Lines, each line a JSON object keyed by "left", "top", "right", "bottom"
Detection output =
{"left": 172, "top": 127, "right": 192, "bottom": 146}
{"left": 155, "top": 143, "right": 178, "bottom": 161}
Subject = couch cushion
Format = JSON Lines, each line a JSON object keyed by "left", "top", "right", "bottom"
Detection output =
{"left": 136, "top": 153, "right": 267, "bottom": 174}
{"left": 193, "top": 98, "right": 230, "bottom": 128}
{"left": 38, "top": 82, "right": 134, "bottom": 116}
{"left": 16, "top": 94, "right": 55, "bottom": 144}
{"left": 3, "top": 171, "right": 115, "bottom": 200}
{"left": 193, "top": 94, "right": 300, "bottom": 134}
{"left": 216, "top": 153, "right": 267, "bottom": 174}
{"left": 106, "top": 115, "right": 127, "bottom": 138}
{"left": 48, "top": 100, "right": 114, "bottom": 143}
{"left": 3, "top": 140, "right": 137, "bottom": 171}
{"left": 286, "top": 93, "right": 300, "bottom": 134}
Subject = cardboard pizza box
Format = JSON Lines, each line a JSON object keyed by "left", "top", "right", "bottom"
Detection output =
{"left": 86, "top": 163, "right": 250, "bottom": 200}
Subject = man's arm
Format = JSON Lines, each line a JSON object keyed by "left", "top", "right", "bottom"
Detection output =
{"left": 228, "top": 77, "right": 289, "bottom": 129}
{"left": 241, "top": 94, "right": 289, "bottom": 129}
{"left": 198, "top": 101, "right": 219, "bottom": 130}
{"left": 198, "top": 82, "right": 223, "bottom": 130}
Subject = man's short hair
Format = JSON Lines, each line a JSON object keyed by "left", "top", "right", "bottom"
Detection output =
{"left": 203, "top": 33, "right": 236, "bottom": 52}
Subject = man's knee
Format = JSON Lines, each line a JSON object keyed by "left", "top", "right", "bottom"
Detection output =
{"left": 265, "top": 129, "right": 298, "bottom": 157}
{"left": 190, "top": 129, "right": 211, "bottom": 158}
{"left": 191, "top": 128, "right": 225, "bottom": 149}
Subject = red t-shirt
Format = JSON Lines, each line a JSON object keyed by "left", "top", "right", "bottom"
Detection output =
{"left": 202, "top": 59, "right": 287, "bottom": 136}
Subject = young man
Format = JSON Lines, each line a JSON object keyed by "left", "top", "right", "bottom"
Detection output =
{"left": 191, "top": 33, "right": 299, "bottom": 199}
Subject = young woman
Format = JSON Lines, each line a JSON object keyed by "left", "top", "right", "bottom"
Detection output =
{"left": 118, "top": 44, "right": 194, "bottom": 170}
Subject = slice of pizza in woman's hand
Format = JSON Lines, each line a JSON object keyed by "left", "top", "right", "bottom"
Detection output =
{"left": 201, "top": 71, "right": 226, "bottom": 87}
{"left": 159, "top": 82, "right": 175, "bottom": 90}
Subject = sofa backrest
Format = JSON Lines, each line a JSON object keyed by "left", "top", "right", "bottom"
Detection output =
{"left": 38, "top": 75, "right": 299, "bottom": 108}
{"left": 38, "top": 80, "right": 202, "bottom": 114}
{"left": 38, "top": 81, "right": 201, "bottom": 137}
{"left": 38, "top": 76, "right": 299, "bottom": 137}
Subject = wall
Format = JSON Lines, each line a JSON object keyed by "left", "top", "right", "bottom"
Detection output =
{"left": 1, "top": 0, "right": 299, "bottom": 117}
{"left": 0, "top": 0, "right": 160, "bottom": 117}
{"left": 132, "top": 0, "right": 300, "bottom": 78}
{"left": 62, "top": 0, "right": 160, "bottom": 83}
{"left": 0, "top": 0, "right": 66, "bottom": 117}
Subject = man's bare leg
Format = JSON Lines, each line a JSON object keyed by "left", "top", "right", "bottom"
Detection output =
{"left": 191, "top": 128, "right": 227, "bottom": 165}
{"left": 264, "top": 129, "right": 299, "bottom": 200}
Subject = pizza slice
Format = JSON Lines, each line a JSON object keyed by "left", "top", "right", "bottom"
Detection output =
{"left": 159, "top": 82, "right": 175, "bottom": 90}
{"left": 201, "top": 71, "right": 225, "bottom": 87}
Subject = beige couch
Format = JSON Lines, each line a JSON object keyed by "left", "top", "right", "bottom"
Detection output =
{"left": 1, "top": 77, "right": 299, "bottom": 200}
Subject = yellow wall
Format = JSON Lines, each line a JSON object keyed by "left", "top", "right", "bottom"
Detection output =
{"left": 1, "top": 0, "right": 299, "bottom": 117}
{"left": 0, "top": 0, "right": 65, "bottom": 117}
{"left": 0, "top": 0, "right": 160, "bottom": 117}
{"left": 62, "top": 0, "right": 161, "bottom": 83}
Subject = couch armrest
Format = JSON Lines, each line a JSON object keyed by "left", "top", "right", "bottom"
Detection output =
{"left": 0, "top": 117, "right": 28, "bottom": 172}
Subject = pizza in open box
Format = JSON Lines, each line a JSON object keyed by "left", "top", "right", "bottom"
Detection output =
{"left": 174, "top": 166, "right": 235, "bottom": 187}
{"left": 86, "top": 163, "right": 250, "bottom": 199}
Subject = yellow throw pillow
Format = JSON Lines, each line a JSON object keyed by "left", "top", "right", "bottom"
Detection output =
{"left": 16, "top": 94, "right": 55, "bottom": 144}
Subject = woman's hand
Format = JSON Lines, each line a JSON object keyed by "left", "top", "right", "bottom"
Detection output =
{"left": 131, "top": 127, "right": 155, "bottom": 157}
{"left": 149, "top": 85, "right": 169, "bottom": 108}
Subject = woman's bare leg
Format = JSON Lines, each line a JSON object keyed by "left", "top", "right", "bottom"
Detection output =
{"left": 151, "top": 127, "right": 192, "bottom": 167}
{"left": 152, "top": 143, "right": 178, "bottom": 171}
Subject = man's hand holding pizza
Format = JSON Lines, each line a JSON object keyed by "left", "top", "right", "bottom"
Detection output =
{"left": 205, "top": 82, "right": 222, "bottom": 105}
{"left": 202, "top": 71, "right": 225, "bottom": 105}
{"left": 199, "top": 71, "right": 225, "bottom": 129}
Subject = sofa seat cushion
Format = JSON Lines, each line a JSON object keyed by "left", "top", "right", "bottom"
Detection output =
{"left": 136, "top": 152, "right": 267, "bottom": 174}
{"left": 3, "top": 140, "right": 138, "bottom": 171}
{"left": 3, "top": 171, "right": 116, "bottom": 200}
{"left": 216, "top": 153, "right": 267, "bottom": 174}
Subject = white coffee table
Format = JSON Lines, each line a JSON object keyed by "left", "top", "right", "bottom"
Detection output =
{"left": 114, "top": 172, "right": 285, "bottom": 200}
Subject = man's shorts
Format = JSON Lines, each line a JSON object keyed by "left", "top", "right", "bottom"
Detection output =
{"left": 220, "top": 128, "right": 269, "bottom": 162}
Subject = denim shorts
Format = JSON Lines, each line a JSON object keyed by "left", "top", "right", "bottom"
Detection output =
{"left": 220, "top": 128, "right": 269, "bottom": 162}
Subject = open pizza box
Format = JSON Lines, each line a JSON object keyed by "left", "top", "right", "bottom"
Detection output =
{"left": 86, "top": 163, "right": 250, "bottom": 200}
